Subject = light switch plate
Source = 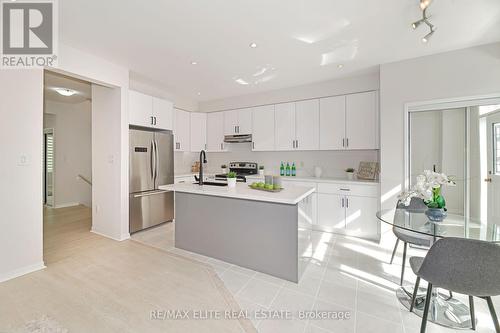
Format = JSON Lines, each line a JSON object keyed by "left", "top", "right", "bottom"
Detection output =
{"left": 18, "top": 154, "right": 30, "bottom": 166}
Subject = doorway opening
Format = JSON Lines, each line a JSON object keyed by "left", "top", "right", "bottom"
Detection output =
{"left": 43, "top": 70, "right": 93, "bottom": 264}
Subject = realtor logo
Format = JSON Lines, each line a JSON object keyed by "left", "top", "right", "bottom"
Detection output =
{"left": 1, "top": 0, "right": 58, "bottom": 68}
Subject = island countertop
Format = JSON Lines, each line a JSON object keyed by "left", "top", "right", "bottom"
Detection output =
{"left": 158, "top": 182, "right": 315, "bottom": 205}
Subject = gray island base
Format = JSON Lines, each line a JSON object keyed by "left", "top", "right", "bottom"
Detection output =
{"left": 161, "top": 183, "right": 316, "bottom": 283}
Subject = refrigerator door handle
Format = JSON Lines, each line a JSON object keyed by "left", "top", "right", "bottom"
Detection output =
{"left": 154, "top": 139, "right": 159, "bottom": 185}
{"left": 150, "top": 140, "right": 154, "bottom": 180}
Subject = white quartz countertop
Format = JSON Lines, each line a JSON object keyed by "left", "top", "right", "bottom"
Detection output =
{"left": 246, "top": 175, "right": 379, "bottom": 186}
{"left": 159, "top": 182, "right": 315, "bottom": 205}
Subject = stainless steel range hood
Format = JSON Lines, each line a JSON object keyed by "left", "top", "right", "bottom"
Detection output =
{"left": 224, "top": 134, "right": 252, "bottom": 143}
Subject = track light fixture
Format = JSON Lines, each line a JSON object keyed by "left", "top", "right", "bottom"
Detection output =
{"left": 412, "top": 1, "right": 436, "bottom": 43}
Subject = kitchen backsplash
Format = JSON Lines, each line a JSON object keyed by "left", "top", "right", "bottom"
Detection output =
{"left": 175, "top": 143, "right": 379, "bottom": 178}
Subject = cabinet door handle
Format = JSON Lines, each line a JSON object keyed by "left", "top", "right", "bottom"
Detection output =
{"left": 341, "top": 198, "right": 344, "bottom": 208}
{"left": 346, "top": 198, "right": 349, "bottom": 208}
{"left": 342, "top": 138, "right": 345, "bottom": 148}
{"left": 296, "top": 140, "right": 298, "bottom": 149}
{"left": 252, "top": 142, "right": 255, "bottom": 149}
{"left": 151, "top": 116, "right": 154, "bottom": 125}
{"left": 346, "top": 138, "right": 349, "bottom": 148}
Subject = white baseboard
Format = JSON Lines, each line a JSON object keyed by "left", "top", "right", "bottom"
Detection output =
{"left": 91, "top": 228, "right": 130, "bottom": 241}
{"left": 53, "top": 202, "right": 80, "bottom": 209}
{"left": 0, "top": 262, "right": 46, "bottom": 283}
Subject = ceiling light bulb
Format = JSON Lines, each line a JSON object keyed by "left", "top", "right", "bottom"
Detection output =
{"left": 337, "top": 64, "right": 344, "bottom": 69}
{"left": 191, "top": 61, "right": 197, "bottom": 65}
{"left": 54, "top": 88, "right": 76, "bottom": 96}
{"left": 422, "top": 30, "right": 434, "bottom": 43}
{"left": 420, "top": 0, "right": 432, "bottom": 10}
{"left": 412, "top": 20, "right": 423, "bottom": 29}
{"left": 197, "top": 92, "right": 201, "bottom": 96}
{"left": 249, "top": 42, "right": 257, "bottom": 48}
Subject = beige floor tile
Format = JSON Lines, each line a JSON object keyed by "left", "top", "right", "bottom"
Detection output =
{"left": 237, "top": 278, "right": 282, "bottom": 308}
{"left": 317, "top": 280, "right": 357, "bottom": 310}
{"left": 221, "top": 269, "right": 254, "bottom": 294}
{"left": 269, "top": 288, "right": 316, "bottom": 317}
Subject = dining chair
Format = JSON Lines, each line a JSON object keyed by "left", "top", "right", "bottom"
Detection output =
{"left": 391, "top": 198, "right": 432, "bottom": 285}
{"left": 409, "top": 237, "right": 500, "bottom": 333}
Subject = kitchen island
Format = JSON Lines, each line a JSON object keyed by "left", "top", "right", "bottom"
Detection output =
{"left": 159, "top": 182, "right": 316, "bottom": 283}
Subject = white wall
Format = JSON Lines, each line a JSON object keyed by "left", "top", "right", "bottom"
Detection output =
{"left": 129, "top": 72, "right": 198, "bottom": 112}
{"left": 380, "top": 42, "right": 500, "bottom": 209}
{"left": 199, "top": 72, "right": 379, "bottom": 112}
{"left": 0, "top": 69, "right": 45, "bottom": 282}
{"left": 91, "top": 85, "right": 125, "bottom": 239}
{"left": 44, "top": 100, "right": 92, "bottom": 208}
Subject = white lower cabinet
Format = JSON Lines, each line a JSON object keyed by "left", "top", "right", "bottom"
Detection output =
{"left": 317, "top": 184, "right": 379, "bottom": 240}
{"left": 317, "top": 193, "right": 346, "bottom": 229}
{"left": 344, "top": 195, "right": 379, "bottom": 238}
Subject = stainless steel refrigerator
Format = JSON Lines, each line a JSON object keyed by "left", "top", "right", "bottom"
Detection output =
{"left": 129, "top": 128, "right": 174, "bottom": 233}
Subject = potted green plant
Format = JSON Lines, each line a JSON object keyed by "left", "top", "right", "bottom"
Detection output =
{"left": 345, "top": 168, "right": 355, "bottom": 180}
{"left": 398, "top": 170, "right": 456, "bottom": 222}
{"left": 221, "top": 164, "right": 227, "bottom": 173}
{"left": 227, "top": 171, "right": 237, "bottom": 188}
{"left": 259, "top": 165, "right": 265, "bottom": 176}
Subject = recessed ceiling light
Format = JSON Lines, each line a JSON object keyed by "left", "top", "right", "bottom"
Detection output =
{"left": 337, "top": 64, "right": 344, "bottom": 69}
{"left": 197, "top": 92, "right": 201, "bottom": 96}
{"left": 235, "top": 78, "right": 249, "bottom": 85}
{"left": 249, "top": 42, "right": 257, "bottom": 48}
{"left": 191, "top": 61, "right": 197, "bottom": 65}
{"left": 54, "top": 88, "right": 77, "bottom": 97}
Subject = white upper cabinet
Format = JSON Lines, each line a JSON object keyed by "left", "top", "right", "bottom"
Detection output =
{"left": 206, "top": 112, "right": 226, "bottom": 152}
{"left": 174, "top": 108, "right": 190, "bottom": 152}
{"left": 152, "top": 97, "right": 173, "bottom": 130}
{"left": 345, "top": 91, "right": 378, "bottom": 149}
{"left": 129, "top": 90, "right": 173, "bottom": 130}
{"left": 275, "top": 102, "right": 296, "bottom": 151}
{"left": 252, "top": 105, "right": 275, "bottom": 151}
{"left": 224, "top": 108, "right": 253, "bottom": 135}
{"left": 223, "top": 110, "right": 239, "bottom": 135}
{"left": 319, "top": 96, "right": 345, "bottom": 150}
{"left": 129, "top": 90, "right": 154, "bottom": 128}
{"left": 238, "top": 108, "right": 253, "bottom": 135}
{"left": 295, "top": 99, "right": 320, "bottom": 150}
{"left": 190, "top": 113, "right": 207, "bottom": 152}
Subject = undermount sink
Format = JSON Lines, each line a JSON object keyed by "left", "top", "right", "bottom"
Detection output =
{"left": 193, "top": 181, "right": 228, "bottom": 187}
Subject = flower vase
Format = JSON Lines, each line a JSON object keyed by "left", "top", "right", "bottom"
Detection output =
{"left": 227, "top": 178, "right": 237, "bottom": 188}
{"left": 425, "top": 208, "right": 447, "bottom": 222}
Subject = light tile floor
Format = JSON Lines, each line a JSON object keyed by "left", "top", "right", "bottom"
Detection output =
{"left": 132, "top": 222, "right": 500, "bottom": 333}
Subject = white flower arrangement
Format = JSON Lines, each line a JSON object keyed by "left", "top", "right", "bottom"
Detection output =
{"left": 398, "top": 170, "right": 455, "bottom": 207}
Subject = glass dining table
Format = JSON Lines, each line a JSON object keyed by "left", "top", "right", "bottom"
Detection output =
{"left": 377, "top": 208, "right": 500, "bottom": 329}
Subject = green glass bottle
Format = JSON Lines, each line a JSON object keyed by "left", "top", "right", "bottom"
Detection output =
{"left": 280, "top": 162, "right": 285, "bottom": 176}
{"left": 285, "top": 162, "right": 291, "bottom": 176}
{"left": 291, "top": 163, "right": 296, "bottom": 177}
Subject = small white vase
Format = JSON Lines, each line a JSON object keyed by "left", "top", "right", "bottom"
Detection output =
{"left": 259, "top": 169, "right": 264, "bottom": 176}
{"left": 346, "top": 172, "right": 354, "bottom": 180}
{"left": 314, "top": 166, "right": 322, "bottom": 178}
{"left": 227, "top": 178, "right": 237, "bottom": 188}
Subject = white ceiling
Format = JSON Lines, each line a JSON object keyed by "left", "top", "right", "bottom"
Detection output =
{"left": 59, "top": 0, "right": 500, "bottom": 102}
{"left": 44, "top": 71, "right": 91, "bottom": 104}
